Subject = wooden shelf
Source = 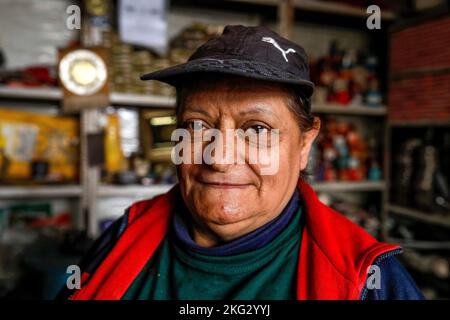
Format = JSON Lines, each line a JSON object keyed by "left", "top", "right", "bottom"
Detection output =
{"left": 111, "top": 92, "right": 175, "bottom": 108}
{"left": 0, "top": 86, "right": 388, "bottom": 115}
{"left": 226, "top": 0, "right": 396, "bottom": 20}
{"left": 0, "top": 86, "right": 175, "bottom": 108}
{"left": 296, "top": 0, "right": 396, "bottom": 19}
{"left": 388, "top": 120, "right": 450, "bottom": 127}
{"left": 0, "top": 185, "right": 82, "bottom": 199}
{"left": 387, "top": 204, "right": 450, "bottom": 228}
{"left": 97, "top": 184, "right": 174, "bottom": 198}
{"left": 312, "top": 103, "right": 386, "bottom": 116}
{"left": 311, "top": 180, "right": 385, "bottom": 192}
{"left": 0, "top": 86, "right": 61, "bottom": 101}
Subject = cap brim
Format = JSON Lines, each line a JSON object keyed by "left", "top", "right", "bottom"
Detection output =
{"left": 140, "top": 57, "right": 315, "bottom": 98}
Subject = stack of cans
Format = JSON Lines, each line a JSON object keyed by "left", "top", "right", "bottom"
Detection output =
{"left": 131, "top": 50, "right": 154, "bottom": 95}
{"left": 101, "top": 23, "right": 225, "bottom": 96}
{"left": 110, "top": 35, "right": 134, "bottom": 93}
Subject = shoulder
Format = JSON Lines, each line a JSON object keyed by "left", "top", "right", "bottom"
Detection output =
{"left": 298, "top": 180, "right": 403, "bottom": 298}
{"left": 362, "top": 256, "right": 425, "bottom": 300}
{"left": 300, "top": 181, "right": 400, "bottom": 276}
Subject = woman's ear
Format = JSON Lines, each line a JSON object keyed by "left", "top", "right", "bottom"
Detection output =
{"left": 299, "top": 117, "right": 321, "bottom": 171}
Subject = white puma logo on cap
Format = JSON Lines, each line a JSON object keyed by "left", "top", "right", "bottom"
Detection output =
{"left": 261, "top": 37, "right": 296, "bottom": 62}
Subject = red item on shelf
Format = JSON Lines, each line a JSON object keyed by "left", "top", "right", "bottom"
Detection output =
{"left": 3, "top": 65, "right": 57, "bottom": 87}
{"left": 31, "top": 212, "right": 71, "bottom": 228}
{"left": 334, "top": 91, "right": 351, "bottom": 105}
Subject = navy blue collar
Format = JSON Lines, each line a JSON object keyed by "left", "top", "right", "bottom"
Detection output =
{"left": 172, "top": 189, "right": 300, "bottom": 256}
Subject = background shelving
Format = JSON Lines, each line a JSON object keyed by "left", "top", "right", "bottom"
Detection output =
{"left": 226, "top": 0, "right": 397, "bottom": 20}
{"left": 0, "top": 86, "right": 387, "bottom": 115}
{"left": 387, "top": 204, "right": 450, "bottom": 228}
{"left": 0, "top": 185, "right": 82, "bottom": 199}
{"left": 311, "top": 180, "right": 385, "bottom": 192}
{"left": 0, "top": 86, "right": 176, "bottom": 108}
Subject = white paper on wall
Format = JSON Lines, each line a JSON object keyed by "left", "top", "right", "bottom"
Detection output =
{"left": 119, "top": 0, "right": 168, "bottom": 55}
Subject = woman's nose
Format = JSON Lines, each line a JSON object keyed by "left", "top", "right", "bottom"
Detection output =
{"left": 206, "top": 128, "right": 236, "bottom": 172}
{"left": 209, "top": 161, "right": 232, "bottom": 173}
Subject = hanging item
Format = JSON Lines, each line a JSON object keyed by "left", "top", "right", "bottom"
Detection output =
{"left": 118, "top": 0, "right": 168, "bottom": 55}
{"left": 58, "top": 47, "right": 110, "bottom": 113}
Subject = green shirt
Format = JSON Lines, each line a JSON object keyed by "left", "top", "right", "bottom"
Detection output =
{"left": 122, "top": 206, "right": 303, "bottom": 300}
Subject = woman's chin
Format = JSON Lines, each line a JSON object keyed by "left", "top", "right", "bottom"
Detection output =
{"left": 195, "top": 198, "right": 252, "bottom": 226}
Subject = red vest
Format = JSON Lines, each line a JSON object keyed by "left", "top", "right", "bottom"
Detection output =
{"left": 71, "top": 179, "right": 400, "bottom": 300}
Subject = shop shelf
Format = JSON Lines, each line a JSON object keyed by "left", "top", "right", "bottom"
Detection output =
{"left": 312, "top": 103, "right": 387, "bottom": 116}
{"left": 311, "top": 180, "right": 386, "bottom": 192}
{"left": 387, "top": 204, "right": 450, "bottom": 228}
{"left": 0, "top": 185, "right": 82, "bottom": 199}
{"left": 0, "top": 86, "right": 175, "bottom": 108}
{"left": 1, "top": 86, "right": 389, "bottom": 115}
{"left": 97, "top": 184, "right": 174, "bottom": 198}
{"left": 226, "top": 0, "right": 397, "bottom": 19}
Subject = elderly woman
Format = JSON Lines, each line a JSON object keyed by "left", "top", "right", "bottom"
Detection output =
{"left": 61, "top": 26, "right": 423, "bottom": 300}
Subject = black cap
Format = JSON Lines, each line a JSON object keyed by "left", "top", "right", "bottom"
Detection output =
{"left": 141, "top": 25, "right": 315, "bottom": 98}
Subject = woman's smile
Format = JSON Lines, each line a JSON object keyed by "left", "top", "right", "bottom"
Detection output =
{"left": 196, "top": 176, "right": 255, "bottom": 189}
{"left": 199, "top": 182, "right": 252, "bottom": 189}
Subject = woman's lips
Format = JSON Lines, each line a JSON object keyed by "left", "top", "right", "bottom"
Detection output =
{"left": 197, "top": 179, "right": 252, "bottom": 189}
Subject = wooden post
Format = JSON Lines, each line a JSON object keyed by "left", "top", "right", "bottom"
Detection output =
{"left": 278, "top": 0, "right": 294, "bottom": 40}
{"left": 80, "top": 109, "right": 101, "bottom": 238}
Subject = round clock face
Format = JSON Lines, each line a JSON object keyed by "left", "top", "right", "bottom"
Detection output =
{"left": 59, "top": 49, "right": 107, "bottom": 96}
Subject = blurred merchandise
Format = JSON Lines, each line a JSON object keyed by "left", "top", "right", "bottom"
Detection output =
{"left": 402, "top": 250, "right": 449, "bottom": 279}
{"left": 105, "top": 22, "right": 223, "bottom": 95}
{"left": 392, "top": 138, "right": 421, "bottom": 206}
{"left": 0, "top": 46, "right": 5, "bottom": 70}
{"left": 0, "top": 202, "right": 82, "bottom": 298}
{"left": 399, "top": 248, "right": 450, "bottom": 299}
{"left": 103, "top": 111, "right": 127, "bottom": 176}
{"left": 4, "top": 203, "right": 51, "bottom": 230}
{"left": 14, "top": 231, "right": 89, "bottom": 299}
{"left": 388, "top": 217, "right": 449, "bottom": 244}
{"left": 116, "top": 108, "right": 140, "bottom": 157}
{"left": 392, "top": 128, "right": 450, "bottom": 213}
{"left": 0, "top": 226, "right": 38, "bottom": 295}
{"left": 0, "top": 17, "right": 224, "bottom": 97}
{"left": 114, "top": 170, "right": 138, "bottom": 185}
{"left": 318, "top": 192, "right": 380, "bottom": 237}
{"left": 311, "top": 40, "right": 383, "bottom": 108}
{"left": 101, "top": 107, "right": 141, "bottom": 182}
{"left": 82, "top": 0, "right": 113, "bottom": 47}
{"left": 0, "top": 109, "right": 79, "bottom": 183}
{"left": 311, "top": 118, "right": 380, "bottom": 183}
{"left": 151, "top": 162, "right": 177, "bottom": 185}
{"left": 0, "top": 65, "right": 57, "bottom": 88}
{"left": 0, "top": 202, "right": 73, "bottom": 233}
{"left": 98, "top": 107, "right": 179, "bottom": 185}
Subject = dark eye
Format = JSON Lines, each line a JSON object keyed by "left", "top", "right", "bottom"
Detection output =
{"left": 245, "top": 124, "right": 269, "bottom": 135}
{"left": 183, "top": 120, "right": 207, "bottom": 131}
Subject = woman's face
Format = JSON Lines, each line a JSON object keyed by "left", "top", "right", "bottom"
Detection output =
{"left": 176, "top": 76, "right": 319, "bottom": 245}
